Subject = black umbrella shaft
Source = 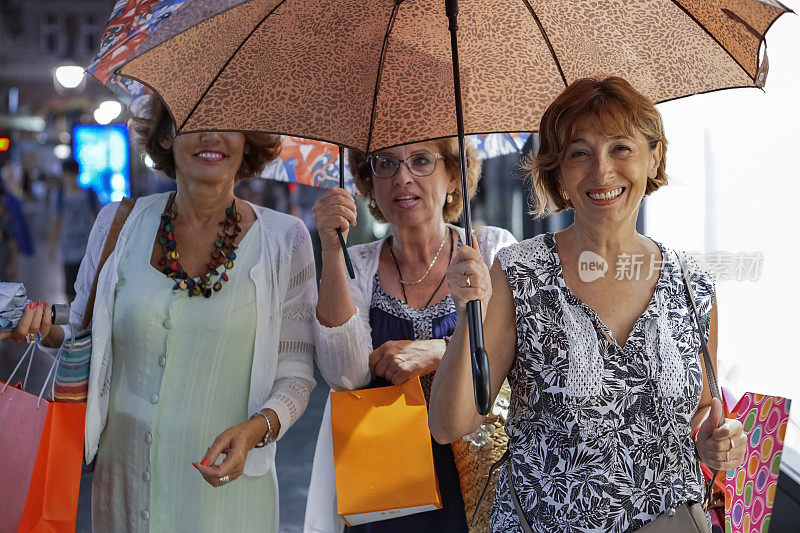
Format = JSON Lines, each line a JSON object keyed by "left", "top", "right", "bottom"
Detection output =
{"left": 338, "top": 145, "right": 355, "bottom": 279}
{"left": 446, "top": 0, "right": 471, "bottom": 242}
{"left": 446, "top": 0, "right": 491, "bottom": 417}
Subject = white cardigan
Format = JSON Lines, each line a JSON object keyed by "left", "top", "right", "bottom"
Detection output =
{"left": 52, "top": 192, "right": 317, "bottom": 476}
{"left": 304, "top": 225, "right": 516, "bottom": 533}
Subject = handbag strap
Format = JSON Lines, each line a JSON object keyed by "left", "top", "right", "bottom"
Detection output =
{"left": 503, "top": 450, "right": 534, "bottom": 533}
{"left": 80, "top": 197, "right": 136, "bottom": 330}
{"left": 678, "top": 256, "right": 722, "bottom": 509}
{"left": 678, "top": 258, "right": 721, "bottom": 404}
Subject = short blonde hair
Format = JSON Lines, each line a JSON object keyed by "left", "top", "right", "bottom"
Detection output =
{"left": 348, "top": 138, "right": 480, "bottom": 223}
{"left": 525, "top": 76, "right": 667, "bottom": 217}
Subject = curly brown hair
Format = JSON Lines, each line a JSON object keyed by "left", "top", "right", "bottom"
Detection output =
{"left": 348, "top": 138, "right": 480, "bottom": 223}
{"left": 129, "top": 96, "right": 282, "bottom": 180}
{"left": 524, "top": 76, "right": 667, "bottom": 218}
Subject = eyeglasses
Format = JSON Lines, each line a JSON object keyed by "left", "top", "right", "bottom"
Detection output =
{"left": 369, "top": 151, "right": 443, "bottom": 179}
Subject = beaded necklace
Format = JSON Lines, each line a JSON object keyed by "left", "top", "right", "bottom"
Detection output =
{"left": 156, "top": 192, "right": 241, "bottom": 299}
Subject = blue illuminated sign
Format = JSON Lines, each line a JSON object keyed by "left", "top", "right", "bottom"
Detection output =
{"left": 72, "top": 125, "right": 130, "bottom": 204}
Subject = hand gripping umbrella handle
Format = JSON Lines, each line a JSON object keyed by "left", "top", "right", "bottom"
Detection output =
{"left": 467, "top": 300, "right": 491, "bottom": 415}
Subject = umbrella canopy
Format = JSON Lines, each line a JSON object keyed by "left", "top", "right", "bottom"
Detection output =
{"left": 90, "top": 1, "right": 523, "bottom": 189}
{"left": 117, "top": 0, "right": 790, "bottom": 152}
{"left": 88, "top": 0, "right": 189, "bottom": 104}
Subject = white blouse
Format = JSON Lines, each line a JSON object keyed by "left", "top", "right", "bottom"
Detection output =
{"left": 313, "top": 224, "right": 517, "bottom": 391}
{"left": 49, "top": 192, "right": 317, "bottom": 477}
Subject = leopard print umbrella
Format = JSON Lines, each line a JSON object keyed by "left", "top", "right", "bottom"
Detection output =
{"left": 115, "top": 0, "right": 791, "bottom": 153}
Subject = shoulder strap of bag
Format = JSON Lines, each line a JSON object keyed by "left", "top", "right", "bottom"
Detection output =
{"left": 80, "top": 197, "right": 136, "bottom": 330}
{"left": 503, "top": 449, "right": 534, "bottom": 533}
{"left": 678, "top": 258, "right": 721, "bottom": 404}
{"left": 678, "top": 256, "right": 723, "bottom": 510}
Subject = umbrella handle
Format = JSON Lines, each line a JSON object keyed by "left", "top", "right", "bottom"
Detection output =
{"left": 467, "top": 300, "right": 491, "bottom": 415}
{"left": 337, "top": 146, "right": 355, "bottom": 280}
{"left": 337, "top": 228, "right": 355, "bottom": 279}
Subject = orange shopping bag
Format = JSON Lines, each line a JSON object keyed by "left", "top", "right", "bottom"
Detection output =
{"left": 0, "top": 342, "right": 85, "bottom": 533}
{"left": 330, "top": 376, "right": 442, "bottom": 526}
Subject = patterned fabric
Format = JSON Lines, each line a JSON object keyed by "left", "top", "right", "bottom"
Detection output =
{"left": 53, "top": 329, "right": 92, "bottom": 403}
{"left": 118, "top": 0, "right": 789, "bottom": 152}
{"left": 369, "top": 273, "right": 457, "bottom": 347}
{"left": 491, "top": 233, "right": 715, "bottom": 533}
{"left": 88, "top": 0, "right": 188, "bottom": 104}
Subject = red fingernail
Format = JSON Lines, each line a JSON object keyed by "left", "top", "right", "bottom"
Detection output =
{"left": 37, "top": 301, "right": 42, "bottom": 307}
{"left": 191, "top": 462, "right": 199, "bottom": 470}
{"left": 29, "top": 302, "right": 35, "bottom": 309}
{"left": 201, "top": 459, "right": 210, "bottom": 466}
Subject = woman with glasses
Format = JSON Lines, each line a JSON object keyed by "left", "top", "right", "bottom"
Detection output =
{"left": 304, "top": 140, "right": 515, "bottom": 532}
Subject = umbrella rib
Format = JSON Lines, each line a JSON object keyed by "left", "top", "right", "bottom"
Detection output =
{"left": 667, "top": 0, "right": 755, "bottom": 83}
{"left": 521, "top": 0, "right": 568, "bottom": 88}
{"left": 365, "top": 2, "right": 402, "bottom": 155}
{"left": 177, "top": 0, "right": 288, "bottom": 133}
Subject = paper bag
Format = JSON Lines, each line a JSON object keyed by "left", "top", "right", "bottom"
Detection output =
{"left": 724, "top": 393, "right": 791, "bottom": 533}
{"left": 331, "top": 377, "right": 441, "bottom": 526}
{"left": 0, "top": 381, "right": 85, "bottom": 532}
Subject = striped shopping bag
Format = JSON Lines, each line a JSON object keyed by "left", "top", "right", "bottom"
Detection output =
{"left": 54, "top": 330, "right": 92, "bottom": 403}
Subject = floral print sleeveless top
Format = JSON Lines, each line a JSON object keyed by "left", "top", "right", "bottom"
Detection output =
{"left": 491, "top": 233, "right": 715, "bottom": 532}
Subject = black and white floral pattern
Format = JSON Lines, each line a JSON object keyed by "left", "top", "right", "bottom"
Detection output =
{"left": 491, "top": 233, "right": 714, "bottom": 532}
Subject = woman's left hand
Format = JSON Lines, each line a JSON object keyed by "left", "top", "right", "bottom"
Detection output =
{"left": 695, "top": 398, "right": 747, "bottom": 470}
{"left": 194, "top": 412, "right": 276, "bottom": 487}
{"left": 369, "top": 339, "right": 446, "bottom": 385}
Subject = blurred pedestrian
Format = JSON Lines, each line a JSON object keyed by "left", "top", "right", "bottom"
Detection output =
{"left": 0, "top": 160, "right": 34, "bottom": 256}
{"left": 0, "top": 179, "right": 18, "bottom": 280}
{"left": 49, "top": 159, "right": 100, "bottom": 301}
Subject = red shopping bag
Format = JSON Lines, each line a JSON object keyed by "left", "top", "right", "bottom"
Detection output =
{"left": 0, "top": 344, "right": 85, "bottom": 533}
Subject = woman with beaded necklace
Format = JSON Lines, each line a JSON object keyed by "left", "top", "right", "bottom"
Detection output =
{"left": 304, "top": 140, "right": 516, "bottom": 532}
{"left": 3, "top": 96, "right": 317, "bottom": 532}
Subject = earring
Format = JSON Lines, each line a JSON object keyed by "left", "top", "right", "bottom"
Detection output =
{"left": 369, "top": 199, "right": 376, "bottom": 208}
{"left": 446, "top": 193, "right": 454, "bottom": 204}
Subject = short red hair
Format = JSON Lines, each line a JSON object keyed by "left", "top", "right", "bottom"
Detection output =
{"left": 526, "top": 76, "right": 667, "bottom": 217}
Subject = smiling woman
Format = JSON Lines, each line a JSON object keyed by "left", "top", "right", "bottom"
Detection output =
{"left": 429, "top": 76, "right": 747, "bottom": 532}
{"left": 4, "top": 94, "right": 317, "bottom": 532}
{"left": 130, "top": 96, "right": 281, "bottom": 181}
{"left": 526, "top": 76, "right": 668, "bottom": 218}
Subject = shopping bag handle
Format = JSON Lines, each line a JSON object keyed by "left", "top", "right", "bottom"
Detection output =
{"left": 2, "top": 340, "right": 38, "bottom": 394}
{"left": 1, "top": 339, "right": 60, "bottom": 408}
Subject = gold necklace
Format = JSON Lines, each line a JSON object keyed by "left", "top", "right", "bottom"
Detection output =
{"left": 390, "top": 232, "right": 448, "bottom": 286}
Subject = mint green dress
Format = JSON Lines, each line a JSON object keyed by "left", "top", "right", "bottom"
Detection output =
{"left": 92, "top": 196, "right": 277, "bottom": 532}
